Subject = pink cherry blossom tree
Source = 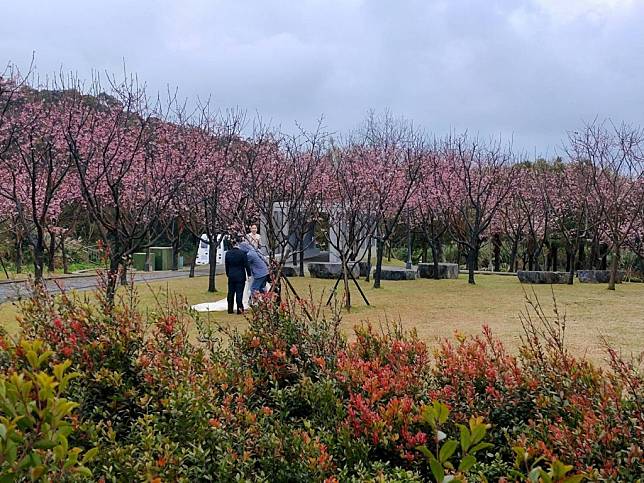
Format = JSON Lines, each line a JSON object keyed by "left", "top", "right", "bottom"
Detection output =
{"left": 320, "top": 142, "right": 379, "bottom": 310}
{"left": 408, "top": 147, "right": 452, "bottom": 278}
{"left": 178, "top": 108, "right": 248, "bottom": 292}
{"left": 568, "top": 121, "right": 644, "bottom": 289}
{"left": 440, "top": 134, "right": 517, "bottom": 284}
{"left": 0, "top": 90, "right": 75, "bottom": 282}
{"left": 61, "top": 75, "right": 191, "bottom": 303}
{"left": 238, "top": 119, "right": 328, "bottom": 293}
{"left": 359, "top": 113, "right": 425, "bottom": 289}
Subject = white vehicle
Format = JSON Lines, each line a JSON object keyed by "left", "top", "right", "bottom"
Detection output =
{"left": 195, "top": 234, "right": 226, "bottom": 265}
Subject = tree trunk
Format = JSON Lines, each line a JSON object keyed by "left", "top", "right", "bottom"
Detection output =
{"left": 589, "top": 238, "right": 599, "bottom": 270}
{"left": 608, "top": 244, "right": 620, "bottom": 291}
{"left": 189, "top": 235, "right": 198, "bottom": 278}
{"left": 61, "top": 235, "right": 69, "bottom": 274}
{"left": 373, "top": 238, "right": 384, "bottom": 289}
{"left": 0, "top": 255, "right": 9, "bottom": 279}
{"left": 493, "top": 234, "right": 501, "bottom": 272}
{"left": 431, "top": 241, "right": 440, "bottom": 280}
{"left": 47, "top": 230, "right": 56, "bottom": 273}
{"left": 298, "top": 234, "right": 305, "bottom": 277}
{"left": 600, "top": 244, "right": 608, "bottom": 270}
{"left": 106, "top": 255, "right": 120, "bottom": 306}
{"left": 551, "top": 244, "right": 558, "bottom": 272}
{"left": 576, "top": 239, "right": 586, "bottom": 270}
{"left": 365, "top": 236, "right": 372, "bottom": 282}
{"left": 171, "top": 238, "right": 180, "bottom": 271}
{"left": 120, "top": 259, "right": 128, "bottom": 286}
{"left": 508, "top": 237, "right": 518, "bottom": 272}
{"left": 144, "top": 246, "right": 152, "bottom": 272}
{"left": 208, "top": 236, "right": 218, "bottom": 293}
{"left": 342, "top": 259, "right": 351, "bottom": 311}
{"left": 473, "top": 243, "right": 480, "bottom": 271}
{"left": 15, "top": 232, "right": 23, "bottom": 274}
{"left": 33, "top": 226, "right": 45, "bottom": 283}
{"left": 467, "top": 245, "right": 476, "bottom": 285}
{"left": 567, "top": 243, "right": 577, "bottom": 285}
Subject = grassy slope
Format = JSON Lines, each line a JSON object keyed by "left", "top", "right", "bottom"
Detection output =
{"left": 1, "top": 273, "right": 642, "bottom": 362}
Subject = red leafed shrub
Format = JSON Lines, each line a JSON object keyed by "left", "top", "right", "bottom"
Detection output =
{"left": 430, "top": 326, "right": 525, "bottom": 420}
{"left": 17, "top": 284, "right": 142, "bottom": 370}
{"left": 428, "top": 297, "right": 643, "bottom": 480}
{"left": 335, "top": 322, "right": 431, "bottom": 461}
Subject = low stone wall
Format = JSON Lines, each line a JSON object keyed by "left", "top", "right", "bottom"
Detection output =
{"left": 417, "top": 263, "right": 459, "bottom": 279}
{"left": 374, "top": 266, "right": 417, "bottom": 281}
{"left": 308, "top": 262, "right": 360, "bottom": 279}
{"left": 577, "top": 270, "right": 624, "bottom": 284}
{"left": 517, "top": 271, "right": 569, "bottom": 284}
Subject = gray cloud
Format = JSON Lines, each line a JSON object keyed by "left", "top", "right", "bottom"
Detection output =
{"left": 2, "top": 0, "right": 643, "bottom": 155}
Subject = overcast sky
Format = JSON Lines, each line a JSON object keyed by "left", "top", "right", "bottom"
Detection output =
{"left": 2, "top": 0, "right": 643, "bottom": 155}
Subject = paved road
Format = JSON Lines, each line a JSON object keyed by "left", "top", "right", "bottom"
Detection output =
{"left": 0, "top": 267, "right": 220, "bottom": 304}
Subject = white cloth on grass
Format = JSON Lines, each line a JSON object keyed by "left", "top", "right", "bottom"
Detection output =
{"left": 191, "top": 278, "right": 271, "bottom": 312}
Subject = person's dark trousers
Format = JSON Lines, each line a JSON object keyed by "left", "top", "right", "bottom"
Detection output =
{"left": 227, "top": 280, "right": 245, "bottom": 313}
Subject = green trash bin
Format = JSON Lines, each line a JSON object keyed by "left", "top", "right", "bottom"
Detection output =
{"left": 150, "top": 247, "right": 173, "bottom": 271}
{"left": 133, "top": 252, "right": 155, "bottom": 271}
{"left": 132, "top": 253, "right": 146, "bottom": 271}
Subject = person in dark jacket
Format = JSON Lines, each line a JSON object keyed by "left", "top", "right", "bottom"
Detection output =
{"left": 225, "top": 236, "right": 251, "bottom": 314}
{"left": 239, "top": 241, "right": 270, "bottom": 298}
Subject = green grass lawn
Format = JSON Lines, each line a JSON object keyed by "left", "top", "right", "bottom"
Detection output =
{"left": 0, "top": 261, "right": 101, "bottom": 281}
{"left": 1, "top": 273, "right": 642, "bottom": 363}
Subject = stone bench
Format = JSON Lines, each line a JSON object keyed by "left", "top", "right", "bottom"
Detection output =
{"left": 358, "top": 261, "right": 370, "bottom": 278}
{"left": 418, "top": 262, "right": 459, "bottom": 279}
{"left": 374, "top": 266, "right": 417, "bottom": 281}
{"left": 280, "top": 266, "right": 298, "bottom": 277}
{"left": 517, "top": 271, "right": 568, "bottom": 284}
{"left": 577, "top": 270, "right": 623, "bottom": 284}
{"left": 307, "top": 262, "right": 360, "bottom": 279}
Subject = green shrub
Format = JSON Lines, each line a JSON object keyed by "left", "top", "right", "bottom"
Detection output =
{"left": 0, "top": 340, "right": 97, "bottom": 481}
{"left": 1, "top": 281, "right": 637, "bottom": 481}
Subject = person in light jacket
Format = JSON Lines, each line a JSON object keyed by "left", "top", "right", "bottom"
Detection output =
{"left": 239, "top": 241, "right": 269, "bottom": 298}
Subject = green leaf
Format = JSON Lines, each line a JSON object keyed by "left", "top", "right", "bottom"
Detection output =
{"left": 33, "top": 439, "right": 58, "bottom": 450}
{"left": 0, "top": 423, "right": 6, "bottom": 440}
{"left": 423, "top": 405, "right": 437, "bottom": 427}
{"left": 30, "top": 465, "right": 46, "bottom": 480}
{"left": 26, "top": 350, "right": 38, "bottom": 369}
{"left": 512, "top": 446, "right": 527, "bottom": 467}
{"left": 429, "top": 456, "right": 445, "bottom": 483}
{"left": 436, "top": 401, "right": 450, "bottom": 425}
{"left": 550, "top": 459, "right": 574, "bottom": 478}
{"left": 417, "top": 445, "right": 434, "bottom": 461}
{"left": 5, "top": 440, "right": 17, "bottom": 464}
{"left": 81, "top": 446, "right": 99, "bottom": 464}
{"left": 458, "top": 454, "right": 477, "bottom": 473}
{"left": 439, "top": 440, "right": 458, "bottom": 463}
{"left": 75, "top": 466, "right": 92, "bottom": 477}
{"left": 458, "top": 424, "right": 471, "bottom": 452}
{"left": 470, "top": 424, "right": 486, "bottom": 445}
{"left": 469, "top": 442, "right": 494, "bottom": 454}
{"left": 37, "top": 351, "right": 54, "bottom": 369}
{"left": 528, "top": 468, "right": 542, "bottom": 482}
{"left": 562, "top": 476, "right": 586, "bottom": 483}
